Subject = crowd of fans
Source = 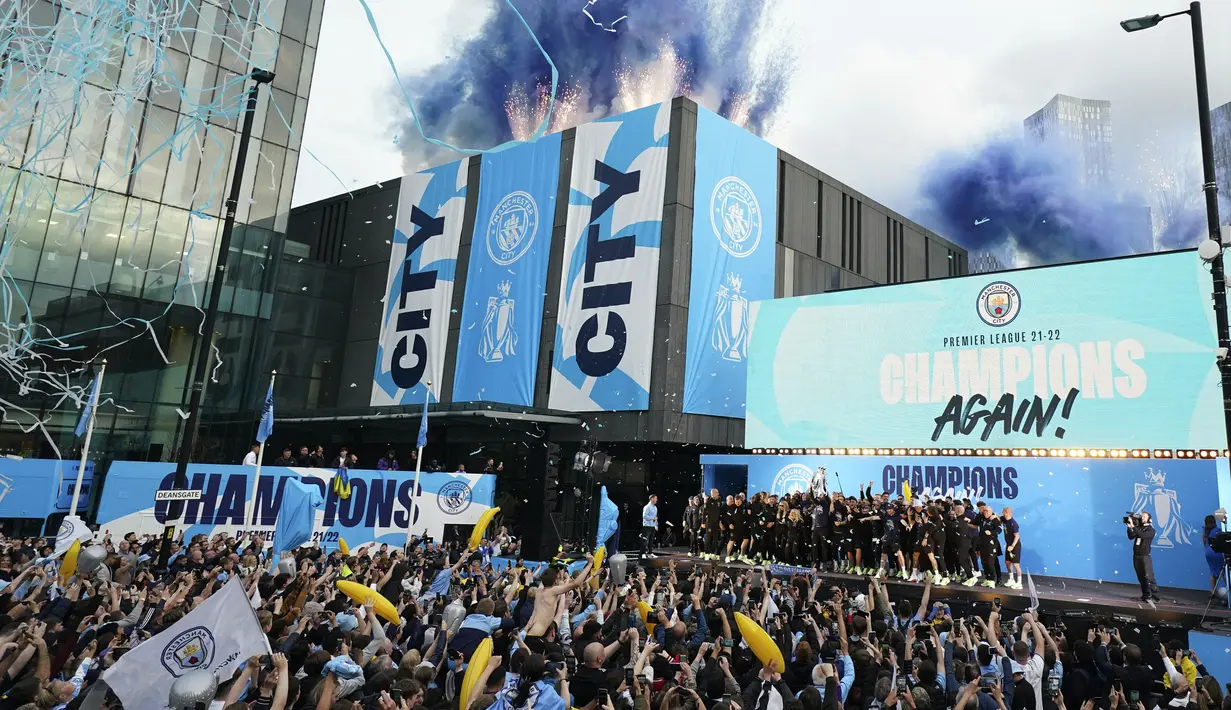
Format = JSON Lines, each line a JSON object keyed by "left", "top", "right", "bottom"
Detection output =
{"left": 0, "top": 522, "right": 1224, "bottom": 710}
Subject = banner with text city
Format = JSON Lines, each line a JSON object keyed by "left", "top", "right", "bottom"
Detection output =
{"left": 372, "top": 161, "right": 468, "bottom": 406}
{"left": 549, "top": 102, "right": 669, "bottom": 411}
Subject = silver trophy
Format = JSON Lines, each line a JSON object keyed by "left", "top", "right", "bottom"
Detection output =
{"left": 167, "top": 670, "right": 218, "bottom": 709}
{"left": 444, "top": 598, "right": 467, "bottom": 636}
{"left": 608, "top": 552, "right": 628, "bottom": 586}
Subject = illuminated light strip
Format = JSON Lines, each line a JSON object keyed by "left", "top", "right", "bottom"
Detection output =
{"left": 741, "top": 447, "right": 1217, "bottom": 458}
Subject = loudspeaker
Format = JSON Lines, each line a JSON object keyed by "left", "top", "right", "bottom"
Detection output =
{"left": 522, "top": 442, "right": 563, "bottom": 560}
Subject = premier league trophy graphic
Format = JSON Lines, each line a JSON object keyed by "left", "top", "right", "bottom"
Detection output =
{"left": 480, "top": 280, "right": 517, "bottom": 362}
{"left": 712, "top": 273, "right": 750, "bottom": 362}
{"left": 1132, "top": 468, "right": 1193, "bottom": 548}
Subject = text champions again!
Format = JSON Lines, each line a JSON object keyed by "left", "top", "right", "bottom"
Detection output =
{"left": 878, "top": 339, "right": 1147, "bottom": 405}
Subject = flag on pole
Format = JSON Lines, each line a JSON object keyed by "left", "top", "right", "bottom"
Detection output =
{"left": 596, "top": 486, "right": 619, "bottom": 551}
{"left": 75, "top": 377, "right": 100, "bottom": 438}
{"left": 256, "top": 381, "right": 274, "bottom": 443}
{"left": 273, "top": 478, "right": 323, "bottom": 570}
{"left": 55, "top": 515, "right": 94, "bottom": 558}
{"left": 101, "top": 578, "right": 269, "bottom": 710}
{"left": 1026, "top": 570, "right": 1039, "bottom": 614}
{"left": 416, "top": 389, "right": 429, "bottom": 449}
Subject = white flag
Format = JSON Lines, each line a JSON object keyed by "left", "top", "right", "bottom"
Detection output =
{"left": 55, "top": 515, "right": 94, "bottom": 558}
{"left": 102, "top": 578, "right": 269, "bottom": 710}
{"left": 1026, "top": 570, "right": 1039, "bottom": 614}
{"left": 250, "top": 584, "right": 261, "bottom": 610}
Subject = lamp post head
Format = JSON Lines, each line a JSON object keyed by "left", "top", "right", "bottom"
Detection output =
{"left": 250, "top": 68, "right": 276, "bottom": 84}
{"left": 1120, "top": 14, "right": 1163, "bottom": 31}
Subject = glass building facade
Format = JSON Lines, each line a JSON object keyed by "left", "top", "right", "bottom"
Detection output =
{"left": 0, "top": 0, "right": 326, "bottom": 461}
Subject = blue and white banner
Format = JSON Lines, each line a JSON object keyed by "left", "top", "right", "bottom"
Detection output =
{"left": 683, "top": 108, "right": 777, "bottom": 417}
{"left": 747, "top": 251, "right": 1222, "bottom": 449}
{"left": 702, "top": 453, "right": 1215, "bottom": 590}
{"left": 372, "top": 160, "right": 468, "bottom": 406}
{"left": 453, "top": 133, "right": 562, "bottom": 405}
{"left": 548, "top": 102, "right": 670, "bottom": 411}
{"left": 95, "top": 462, "right": 495, "bottom": 547}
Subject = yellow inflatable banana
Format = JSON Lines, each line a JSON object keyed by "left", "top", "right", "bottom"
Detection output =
{"left": 590, "top": 546, "right": 606, "bottom": 590}
{"left": 461, "top": 637, "right": 493, "bottom": 707}
{"left": 336, "top": 580, "right": 402, "bottom": 625}
{"left": 903, "top": 481, "right": 912, "bottom": 504}
{"left": 338, "top": 537, "right": 350, "bottom": 556}
{"left": 468, "top": 507, "right": 501, "bottom": 550}
{"left": 637, "top": 600, "right": 657, "bottom": 635}
{"left": 735, "top": 611, "right": 785, "bottom": 673}
{"left": 59, "top": 540, "right": 81, "bottom": 584}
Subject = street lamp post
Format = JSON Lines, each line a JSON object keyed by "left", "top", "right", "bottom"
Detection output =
{"left": 156, "top": 68, "right": 275, "bottom": 569}
{"left": 1122, "top": 1, "right": 1229, "bottom": 450}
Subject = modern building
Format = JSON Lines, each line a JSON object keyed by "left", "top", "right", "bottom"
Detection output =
{"left": 1214, "top": 100, "right": 1231, "bottom": 226}
{"left": 0, "top": 0, "right": 327, "bottom": 462}
{"left": 968, "top": 250, "right": 1005, "bottom": 274}
{"left": 281, "top": 97, "right": 967, "bottom": 555}
{"left": 1024, "top": 94, "right": 1114, "bottom": 185}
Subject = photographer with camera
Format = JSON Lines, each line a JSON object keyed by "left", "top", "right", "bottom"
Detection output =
{"left": 1125, "top": 512, "right": 1161, "bottom": 603}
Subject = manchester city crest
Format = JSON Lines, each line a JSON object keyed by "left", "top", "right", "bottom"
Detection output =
{"left": 710, "top": 176, "right": 761, "bottom": 258}
{"left": 976, "top": 281, "right": 1021, "bottom": 327}
{"left": 438, "top": 480, "right": 473, "bottom": 514}
{"left": 486, "top": 191, "right": 538, "bottom": 266}
{"left": 772, "top": 464, "right": 814, "bottom": 497}
{"left": 161, "top": 626, "right": 215, "bottom": 677}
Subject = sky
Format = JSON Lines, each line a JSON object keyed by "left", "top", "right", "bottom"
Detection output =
{"left": 292, "top": 0, "right": 1231, "bottom": 228}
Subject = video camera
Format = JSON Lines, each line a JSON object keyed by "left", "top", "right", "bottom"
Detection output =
{"left": 1122, "top": 512, "right": 1143, "bottom": 525}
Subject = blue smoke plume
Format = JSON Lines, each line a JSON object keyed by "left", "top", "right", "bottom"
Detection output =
{"left": 391, "top": 0, "right": 791, "bottom": 165}
{"left": 917, "top": 137, "right": 1219, "bottom": 266}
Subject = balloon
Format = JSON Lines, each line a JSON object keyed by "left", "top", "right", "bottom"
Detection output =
{"left": 339, "top": 537, "right": 350, "bottom": 556}
{"left": 336, "top": 580, "right": 402, "bottom": 625}
{"left": 444, "top": 598, "right": 467, "bottom": 636}
{"left": 609, "top": 552, "right": 628, "bottom": 585}
{"left": 469, "top": 507, "right": 501, "bottom": 550}
{"left": 734, "top": 612, "right": 785, "bottom": 673}
{"left": 461, "top": 637, "right": 493, "bottom": 708}
{"left": 59, "top": 539, "right": 81, "bottom": 584}
{"left": 590, "top": 546, "right": 606, "bottom": 590}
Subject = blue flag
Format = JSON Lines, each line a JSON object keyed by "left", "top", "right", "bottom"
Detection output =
{"left": 416, "top": 389, "right": 428, "bottom": 449}
{"left": 596, "top": 485, "right": 619, "bottom": 551}
{"left": 272, "top": 478, "right": 323, "bottom": 569}
{"left": 75, "top": 377, "right": 100, "bottom": 438}
{"left": 257, "top": 381, "right": 274, "bottom": 443}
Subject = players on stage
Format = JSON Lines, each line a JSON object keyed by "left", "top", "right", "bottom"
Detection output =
{"left": 678, "top": 483, "right": 1024, "bottom": 589}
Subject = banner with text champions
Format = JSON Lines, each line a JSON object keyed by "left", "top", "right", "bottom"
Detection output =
{"left": 746, "top": 251, "right": 1222, "bottom": 449}
{"left": 683, "top": 108, "right": 777, "bottom": 417}
{"left": 700, "top": 453, "right": 1215, "bottom": 590}
{"left": 549, "top": 102, "right": 670, "bottom": 411}
{"left": 372, "top": 161, "right": 468, "bottom": 406}
{"left": 453, "top": 134, "right": 562, "bottom": 405}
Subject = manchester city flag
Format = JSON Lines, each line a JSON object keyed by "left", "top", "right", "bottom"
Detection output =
{"left": 75, "top": 377, "right": 100, "bottom": 438}
{"left": 256, "top": 381, "right": 274, "bottom": 443}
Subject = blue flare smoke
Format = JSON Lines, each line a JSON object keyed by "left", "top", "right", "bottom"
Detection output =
{"left": 917, "top": 138, "right": 1194, "bottom": 266}
{"left": 393, "top": 0, "right": 790, "bottom": 163}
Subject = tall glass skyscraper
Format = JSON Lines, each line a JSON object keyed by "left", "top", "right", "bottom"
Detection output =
{"left": 1024, "top": 93, "right": 1114, "bottom": 186}
{"left": 0, "top": 0, "right": 326, "bottom": 462}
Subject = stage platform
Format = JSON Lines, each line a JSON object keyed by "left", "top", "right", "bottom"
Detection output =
{"left": 631, "top": 547, "right": 1231, "bottom": 630}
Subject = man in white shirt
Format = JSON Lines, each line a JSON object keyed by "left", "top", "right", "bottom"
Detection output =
{"left": 242, "top": 444, "right": 259, "bottom": 466}
{"left": 1013, "top": 612, "right": 1046, "bottom": 710}
{"left": 641, "top": 495, "right": 658, "bottom": 558}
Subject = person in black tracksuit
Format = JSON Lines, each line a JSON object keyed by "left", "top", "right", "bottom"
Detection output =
{"left": 978, "top": 506, "right": 1004, "bottom": 587}
{"left": 949, "top": 504, "right": 974, "bottom": 582}
{"left": 1128, "top": 512, "right": 1161, "bottom": 602}
{"left": 684, "top": 496, "right": 702, "bottom": 555}
{"left": 703, "top": 489, "right": 723, "bottom": 556}
{"left": 811, "top": 495, "right": 831, "bottom": 568}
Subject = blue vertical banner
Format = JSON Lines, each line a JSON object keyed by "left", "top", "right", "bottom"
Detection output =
{"left": 683, "top": 108, "right": 778, "bottom": 416}
{"left": 453, "top": 133, "right": 562, "bottom": 405}
{"left": 372, "top": 161, "right": 468, "bottom": 406}
{"left": 549, "top": 102, "right": 670, "bottom": 411}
